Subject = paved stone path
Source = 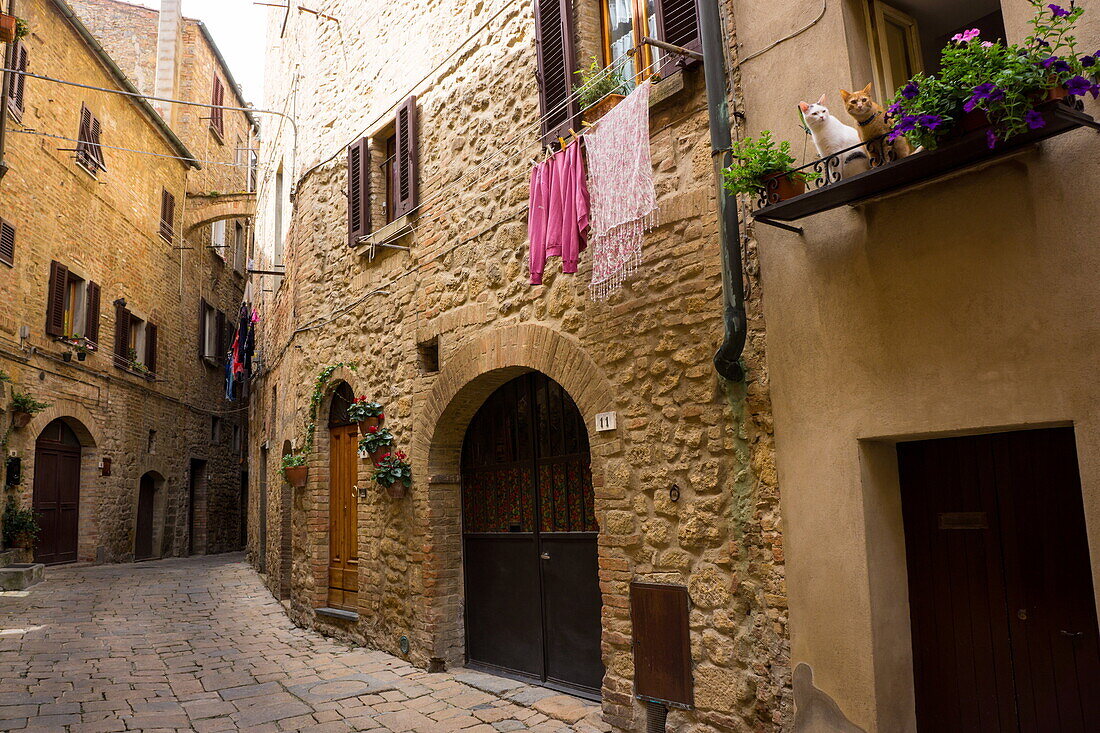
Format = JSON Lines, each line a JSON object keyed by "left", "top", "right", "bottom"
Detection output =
{"left": 0, "top": 554, "right": 607, "bottom": 732}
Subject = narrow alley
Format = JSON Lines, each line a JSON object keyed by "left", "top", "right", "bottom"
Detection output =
{"left": 0, "top": 554, "right": 605, "bottom": 732}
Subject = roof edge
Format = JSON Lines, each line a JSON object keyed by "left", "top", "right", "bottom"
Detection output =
{"left": 192, "top": 20, "right": 259, "bottom": 130}
{"left": 49, "top": 0, "right": 202, "bottom": 170}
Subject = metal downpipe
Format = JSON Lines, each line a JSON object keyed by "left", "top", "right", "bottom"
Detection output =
{"left": 698, "top": 0, "right": 746, "bottom": 382}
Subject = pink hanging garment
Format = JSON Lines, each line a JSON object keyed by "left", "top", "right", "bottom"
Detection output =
{"left": 528, "top": 145, "right": 589, "bottom": 285}
{"left": 584, "top": 80, "right": 657, "bottom": 300}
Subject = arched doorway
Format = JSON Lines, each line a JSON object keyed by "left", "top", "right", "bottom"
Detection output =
{"left": 327, "top": 382, "right": 359, "bottom": 610}
{"left": 135, "top": 472, "right": 164, "bottom": 560}
{"left": 33, "top": 419, "right": 82, "bottom": 565}
{"left": 461, "top": 371, "right": 603, "bottom": 696}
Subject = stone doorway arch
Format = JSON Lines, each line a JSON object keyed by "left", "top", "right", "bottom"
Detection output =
{"left": 28, "top": 413, "right": 100, "bottom": 564}
{"left": 134, "top": 471, "right": 167, "bottom": 560}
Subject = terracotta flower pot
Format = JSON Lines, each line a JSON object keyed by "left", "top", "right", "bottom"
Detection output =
{"left": 384, "top": 482, "right": 407, "bottom": 499}
{"left": 583, "top": 93, "right": 625, "bottom": 124}
{"left": 11, "top": 532, "right": 34, "bottom": 550}
{"left": 370, "top": 447, "right": 391, "bottom": 466}
{"left": 12, "top": 411, "right": 32, "bottom": 429}
{"left": 759, "top": 172, "right": 807, "bottom": 204}
{"left": 283, "top": 465, "right": 308, "bottom": 487}
{"left": 0, "top": 15, "right": 16, "bottom": 44}
{"left": 1046, "top": 85, "right": 1069, "bottom": 102}
{"left": 359, "top": 416, "right": 382, "bottom": 433}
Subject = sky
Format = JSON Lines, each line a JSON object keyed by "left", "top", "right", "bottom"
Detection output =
{"left": 139, "top": 0, "right": 269, "bottom": 104}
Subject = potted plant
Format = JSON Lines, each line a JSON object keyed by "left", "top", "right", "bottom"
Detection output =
{"left": 75, "top": 339, "right": 89, "bottom": 362}
{"left": 0, "top": 14, "right": 17, "bottom": 43}
{"left": 2, "top": 496, "right": 39, "bottom": 550}
{"left": 575, "top": 57, "right": 630, "bottom": 124}
{"left": 723, "top": 130, "right": 818, "bottom": 204}
{"left": 889, "top": 3, "right": 1099, "bottom": 151}
{"left": 282, "top": 452, "right": 308, "bottom": 487}
{"left": 10, "top": 391, "right": 49, "bottom": 429}
{"left": 372, "top": 450, "right": 412, "bottom": 498}
{"left": 358, "top": 426, "right": 395, "bottom": 466}
{"left": 347, "top": 396, "right": 384, "bottom": 432}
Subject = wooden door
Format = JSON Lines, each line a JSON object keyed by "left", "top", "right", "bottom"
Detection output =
{"left": 327, "top": 383, "right": 359, "bottom": 610}
{"left": 899, "top": 428, "right": 1100, "bottom": 732}
{"left": 135, "top": 474, "right": 155, "bottom": 560}
{"left": 32, "top": 419, "right": 81, "bottom": 565}
{"left": 461, "top": 372, "right": 603, "bottom": 697}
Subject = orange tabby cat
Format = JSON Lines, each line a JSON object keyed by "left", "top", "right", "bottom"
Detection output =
{"left": 840, "top": 82, "right": 912, "bottom": 163}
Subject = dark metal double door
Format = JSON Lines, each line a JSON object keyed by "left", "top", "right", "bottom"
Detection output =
{"left": 899, "top": 428, "right": 1100, "bottom": 732}
{"left": 33, "top": 419, "right": 81, "bottom": 565}
{"left": 461, "top": 372, "right": 603, "bottom": 696}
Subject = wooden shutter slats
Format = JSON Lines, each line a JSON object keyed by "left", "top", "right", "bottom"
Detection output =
{"left": 160, "top": 189, "right": 175, "bottom": 241}
{"left": 76, "top": 105, "right": 105, "bottom": 172}
{"left": 198, "top": 297, "right": 208, "bottom": 360}
{"left": 85, "top": 281, "right": 101, "bottom": 344}
{"left": 45, "top": 261, "right": 68, "bottom": 337}
{"left": 145, "top": 323, "right": 158, "bottom": 374}
{"left": 534, "top": 0, "right": 578, "bottom": 145}
{"left": 6, "top": 41, "right": 26, "bottom": 120}
{"left": 114, "top": 301, "right": 131, "bottom": 363}
{"left": 347, "top": 137, "right": 370, "bottom": 245}
{"left": 655, "top": 0, "right": 702, "bottom": 76}
{"left": 0, "top": 218, "right": 14, "bottom": 267}
{"left": 211, "top": 76, "right": 224, "bottom": 137}
{"left": 215, "top": 309, "right": 226, "bottom": 364}
{"left": 393, "top": 96, "right": 419, "bottom": 218}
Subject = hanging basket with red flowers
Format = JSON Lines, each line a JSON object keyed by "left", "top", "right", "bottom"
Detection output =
{"left": 358, "top": 426, "right": 395, "bottom": 465}
{"left": 347, "top": 396, "right": 384, "bottom": 432}
{"left": 372, "top": 450, "right": 411, "bottom": 498}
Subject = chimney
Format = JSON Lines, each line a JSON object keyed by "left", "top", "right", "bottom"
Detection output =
{"left": 153, "top": 0, "right": 183, "bottom": 123}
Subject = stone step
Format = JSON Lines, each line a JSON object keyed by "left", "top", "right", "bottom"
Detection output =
{"left": 0, "top": 549, "right": 19, "bottom": 569}
{"left": 0, "top": 562, "right": 45, "bottom": 591}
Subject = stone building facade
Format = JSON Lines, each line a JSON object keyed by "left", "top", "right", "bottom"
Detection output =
{"left": 250, "top": 1, "right": 788, "bottom": 730}
{"left": 0, "top": 0, "right": 252, "bottom": 564}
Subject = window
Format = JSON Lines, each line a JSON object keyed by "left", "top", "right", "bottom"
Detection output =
{"left": 113, "top": 300, "right": 156, "bottom": 375}
{"left": 599, "top": 0, "right": 701, "bottom": 82}
{"left": 417, "top": 336, "right": 440, "bottom": 374}
{"left": 0, "top": 218, "right": 14, "bottom": 267}
{"left": 210, "top": 75, "right": 225, "bottom": 141}
{"left": 274, "top": 164, "right": 285, "bottom": 267}
{"left": 211, "top": 219, "right": 227, "bottom": 260}
{"left": 347, "top": 138, "right": 370, "bottom": 245}
{"left": 5, "top": 40, "right": 27, "bottom": 121}
{"left": 232, "top": 424, "right": 242, "bottom": 453}
{"left": 233, "top": 221, "right": 246, "bottom": 273}
{"left": 383, "top": 132, "right": 398, "bottom": 225}
{"left": 347, "top": 97, "right": 420, "bottom": 244}
{"left": 211, "top": 416, "right": 222, "bottom": 443}
{"left": 159, "top": 189, "right": 175, "bottom": 241}
{"left": 147, "top": 429, "right": 157, "bottom": 454}
{"left": 45, "top": 261, "right": 101, "bottom": 343}
{"left": 247, "top": 149, "right": 258, "bottom": 193}
{"left": 865, "top": 0, "right": 1005, "bottom": 98}
{"left": 198, "top": 298, "right": 226, "bottom": 363}
{"left": 76, "top": 104, "right": 106, "bottom": 174}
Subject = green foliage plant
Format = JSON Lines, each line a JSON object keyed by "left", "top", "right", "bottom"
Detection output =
{"left": 10, "top": 391, "right": 50, "bottom": 415}
{"left": 3, "top": 495, "right": 39, "bottom": 548}
{"left": 722, "top": 131, "right": 818, "bottom": 196}
{"left": 372, "top": 450, "right": 412, "bottom": 489}
{"left": 574, "top": 56, "right": 629, "bottom": 110}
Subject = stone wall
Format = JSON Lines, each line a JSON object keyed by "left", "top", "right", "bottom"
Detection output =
{"left": 250, "top": 0, "right": 789, "bottom": 730}
{"left": 0, "top": 0, "right": 246, "bottom": 562}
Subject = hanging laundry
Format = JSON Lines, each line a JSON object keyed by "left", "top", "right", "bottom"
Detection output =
{"left": 584, "top": 80, "right": 657, "bottom": 300}
{"left": 528, "top": 141, "right": 590, "bottom": 285}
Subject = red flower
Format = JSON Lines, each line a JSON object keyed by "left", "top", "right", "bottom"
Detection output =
{"left": 378, "top": 413, "right": 385, "bottom": 420}
{"left": 358, "top": 395, "right": 366, "bottom": 402}
{"left": 367, "top": 425, "right": 378, "bottom": 434}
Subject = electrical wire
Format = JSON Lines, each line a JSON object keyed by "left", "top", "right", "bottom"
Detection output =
{"left": 735, "top": 0, "right": 827, "bottom": 67}
{"left": 7, "top": 127, "right": 250, "bottom": 169}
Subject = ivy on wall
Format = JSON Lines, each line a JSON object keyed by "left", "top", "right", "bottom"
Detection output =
{"left": 300, "top": 362, "right": 358, "bottom": 456}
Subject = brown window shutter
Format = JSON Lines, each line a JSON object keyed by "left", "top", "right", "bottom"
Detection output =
{"left": 89, "top": 114, "right": 105, "bottom": 170}
{"left": 655, "top": 0, "right": 702, "bottom": 76}
{"left": 113, "top": 301, "right": 131, "bottom": 362}
{"left": 0, "top": 218, "right": 14, "bottom": 267}
{"left": 76, "top": 105, "right": 92, "bottom": 167}
{"left": 6, "top": 41, "right": 26, "bottom": 120}
{"left": 45, "top": 260, "right": 68, "bottom": 337}
{"left": 160, "top": 189, "right": 175, "bottom": 240}
{"left": 215, "top": 309, "right": 226, "bottom": 364}
{"left": 198, "top": 297, "right": 208, "bottom": 359}
{"left": 533, "top": 0, "right": 578, "bottom": 146}
{"left": 347, "top": 137, "right": 370, "bottom": 245}
{"left": 85, "top": 281, "right": 101, "bottom": 344}
{"left": 145, "top": 323, "right": 158, "bottom": 373}
{"left": 211, "top": 76, "right": 224, "bottom": 136}
{"left": 393, "top": 96, "right": 419, "bottom": 218}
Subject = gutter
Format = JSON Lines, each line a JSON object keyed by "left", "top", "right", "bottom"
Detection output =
{"left": 49, "top": 0, "right": 200, "bottom": 169}
{"left": 698, "top": 0, "right": 746, "bottom": 382}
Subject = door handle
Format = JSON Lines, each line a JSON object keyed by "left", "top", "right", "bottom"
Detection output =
{"left": 540, "top": 552, "right": 550, "bottom": 560}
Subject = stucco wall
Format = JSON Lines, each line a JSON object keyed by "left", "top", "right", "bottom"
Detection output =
{"left": 250, "top": 0, "right": 789, "bottom": 730}
{"left": 729, "top": 0, "right": 1100, "bottom": 729}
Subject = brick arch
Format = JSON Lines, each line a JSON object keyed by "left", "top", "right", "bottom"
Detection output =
{"left": 300, "top": 366, "right": 366, "bottom": 612}
{"left": 413, "top": 323, "right": 617, "bottom": 669}
{"left": 22, "top": 403, "right": 103, "bottom": 563}
{"left": 184, "top": 192, "right": 256, "bottom": 237}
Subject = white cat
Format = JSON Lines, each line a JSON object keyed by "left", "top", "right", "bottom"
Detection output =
{"left": 799, "top": 94, "right": 870, "bottom": 179}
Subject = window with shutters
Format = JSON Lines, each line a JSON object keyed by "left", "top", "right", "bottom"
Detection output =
{"left": 599, "top": 0, "right": 701, "bottom": 82}
{"left": 159, "top": 189, "right": 175, "bottom": 241}
{"left": 210, "top": 75, "right": 225, "bottom": 142}
{"left": 0, "top": 218, "right": 14, "bottom": 267}
{"left": 211, "top": 220, "right": 227, "bottom": 260}
{"left": 199, "top": 300, "right": 219, "bottom": 361}
{"left": 75, "top": 104, "right": 106, "bottom": 175}
{"left": 535, "top": 0, "right": 579, "bottom": 144}
{"left": 6, "top": 40, "right": 27, "bottom": 122}
{"left": 45, "top": 261, "right": 101, "bottom": 347}
{"left": 113, "top": 300, "right": 154, "bottom": 376}
{"left": 233, "top": 221, "right": 246, "bottom": 274}
{"left": 382, "top": 132, "right": 398, "bottom": 225}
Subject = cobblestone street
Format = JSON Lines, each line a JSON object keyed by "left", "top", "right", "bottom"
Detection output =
{"left": 0, "top": 554, "right": 606, "bottom": 732}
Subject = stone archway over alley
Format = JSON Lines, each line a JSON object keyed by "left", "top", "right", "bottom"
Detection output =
{"left": 0, "top": 555, "right": 605, "bottom": 732}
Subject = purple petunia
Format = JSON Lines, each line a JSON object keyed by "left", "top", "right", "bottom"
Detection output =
{"left": 887, "top": 101, "right": 903, "bottom": 116}
{"left": 1065, "top": 75, "right": 1093, "bottom": 95}
{"left": 901, "top": 81, "right": 920, "bottom": 100}
{"left": 1025, "top": 110, "right": 1046, "bottom": 130}
{"left": 1052, "top": 59, "right": 1072, "bottom": 74}
{"left": 964, "top": 83, "right": 1004, "bottom": 112}
{"left": 918, "top": 115, "right": 945, "bottom": 130}
{"left": 1081, "top": 55, "right": 1096, "bottom": 68}
{"left": 1048, "top": 4, "right": 1071, "bottom": 18}
{"left": 986, "top": 129, "right": 998, "bottom": 149}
